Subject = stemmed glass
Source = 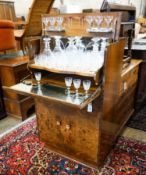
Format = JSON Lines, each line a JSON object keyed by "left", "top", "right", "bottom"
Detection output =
{"left": 65, "top": 77, "right": 72, "bottom": 95}
{"left": 94, "top": 16, "right": 103, "bottom": 30}
{"left": 53, "top": 36, "right": 63, "bottom": 53}
{"left": 42, "top": 17, "right": 49, "bottom": 32}
{"left": 34, "top": 72, "right": 42, "bottom": 88}
{"left": 56, "top": 16, "right": 64, "bottom": 31}
{"left": 85, "top": 16, "right": 94, "bottom": 30}
{"left": 104, "top": 16, "right": 113, "bottom": 29}
{"left": 43, "top": 37, "right": 52, "bottom": 55}
{"left": 83, "top": 80, "right": 91, "bottom": 98}
{"left": 73, "top": 79, "right": 81, "bottom": 98}
{"left": 48, "top": 17, "right": 56, "bottom": 31}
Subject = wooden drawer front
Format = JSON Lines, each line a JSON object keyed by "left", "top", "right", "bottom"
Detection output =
{"left": 36, "top": 98, "right": 100, "bottom": 166}
{"left": 120, "top": 66, "right": 139, "bottom": 95}
{"left": 129, "top": 66, "right": 139, "bottom": 86}
{"left": 115, "top": 85, "right": 136, "bottom": 125}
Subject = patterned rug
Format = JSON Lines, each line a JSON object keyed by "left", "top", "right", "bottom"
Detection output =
{"left": 127, "top": 105, "right": 146, "bottom": 132}
{"left": 0, "top": 117, "right": 146, "bottom": 175}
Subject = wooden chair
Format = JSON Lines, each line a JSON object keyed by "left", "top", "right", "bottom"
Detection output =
{"left": 0, "top": 20, "right": 16, "bottom": 53}
{"left": 14, "top": 0, "right": 54, "bottom": 54}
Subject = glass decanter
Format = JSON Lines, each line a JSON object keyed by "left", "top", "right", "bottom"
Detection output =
{"left": 91, "top": 37, "right": 100, "bottom": 52}
{"left": 66, "top": 37, "right": 76, "bottom": 51}
{"left": 53, "top": 36, "right": 63, "bottom": 53}
{"left": 43, "top": 37, "right": 52, "bottom": 56}
{"left": 74, "top": 36, "right": 85, "bottom": 51}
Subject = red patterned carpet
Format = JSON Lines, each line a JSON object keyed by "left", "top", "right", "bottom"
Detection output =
{"left": 0, "top": 117, "right": 146, "bottom": 175}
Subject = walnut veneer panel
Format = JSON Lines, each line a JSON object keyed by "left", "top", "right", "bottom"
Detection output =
{"left": 36, "top": 96, "right": 101, "bottom": 168}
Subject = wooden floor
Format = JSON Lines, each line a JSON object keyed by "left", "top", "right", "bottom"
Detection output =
{"left": 121, "top": 127, "right": 146, "bottom": 142}
{"left": 0, "top": 116, "right": 21, "bottom": 135}
{"left": 0, "top": 114, "right": 35, "bottom": 136}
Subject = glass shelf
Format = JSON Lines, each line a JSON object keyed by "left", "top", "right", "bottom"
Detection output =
{"left": 4, "top": 83, "right": 101, "bottom": 109}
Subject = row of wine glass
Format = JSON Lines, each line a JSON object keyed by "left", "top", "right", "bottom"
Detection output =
{"left": 42, "top": 15, "right": 115, "bottom": 32}
{"left": 85, "top": 15, "right": 114, "bottom": 29}
{"left": 65, "top": 77, "right": 91, "bottom": 98}
{"left": 42, "top": 16, "right": 64, "bottom": 31}
{"left": 34, "top": 73, "right": 91, "bottom": 99}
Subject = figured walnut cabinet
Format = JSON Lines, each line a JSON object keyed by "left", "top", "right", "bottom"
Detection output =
{"left": 36, "top": 96, "right": 101, "bottom": 167}
{"left": 4, "top": 40, "right": 141, "bottom": 168}
{"left": 3, "top": 12, "right": 141, "bottom": 168}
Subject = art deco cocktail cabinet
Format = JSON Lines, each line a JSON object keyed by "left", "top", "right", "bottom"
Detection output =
{"left": 4, "top": 12, "right": 141, "bottom": 169}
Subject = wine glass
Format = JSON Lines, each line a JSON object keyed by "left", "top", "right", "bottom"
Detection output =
{"left": 34, "top": 72, "right": 42, "bottom": 88}
{"left": 73, "top": 79, "right": 81, "bottom": 98}
{"left": 65, "top": 77, "right": 72, "bottom": 95}
{"left": 42, "top": 17, "right": 49, "bottom": 32}
{"left": 104, "top": 16, "right": 113, "bottom": 29}
{"left": 48, "top": 17, "right": 56, "bottom": 31}
{"left": 94, "top": 16, "right": 103, "bottom": 30}
{"left": 56, "top": 16, "right": 64, "bottom": 31}
{"left": 83, "top": 80, "right": 91, "bottom": 98}
{"left": 85, "top": 16, "right": 94, "bottom": 30}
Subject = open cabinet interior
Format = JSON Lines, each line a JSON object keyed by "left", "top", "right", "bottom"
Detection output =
{"left": 3, "top": 12, "right": 141, "bottom": 169}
